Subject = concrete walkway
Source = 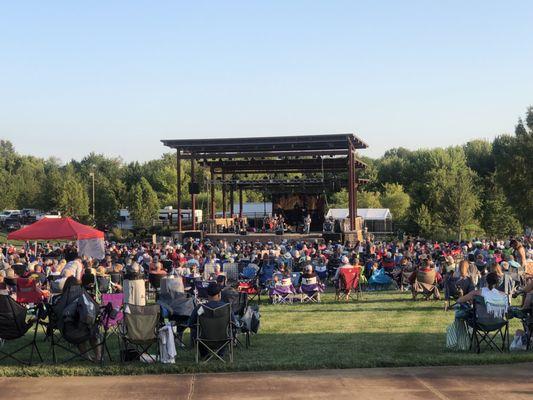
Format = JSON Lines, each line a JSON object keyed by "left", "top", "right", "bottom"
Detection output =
{"left": 1, "top": 363, "right": 532, "bottom": 400}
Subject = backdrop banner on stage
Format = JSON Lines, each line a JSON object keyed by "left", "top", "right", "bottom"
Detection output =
{"left": 272, "top": 194, "right": 325, "bottom": 230}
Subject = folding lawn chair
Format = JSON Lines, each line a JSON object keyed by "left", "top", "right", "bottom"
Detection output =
{"left": 517, "top": 300, "right": 533, "bottom": 350}
{"left": 96, "top": 275, "right": 112, "bottom": 295}
{"left": 148, "top": 273, "right": 164, "bottom": 300}
{"left": 270, "top": 278, "right": 295, "bottom": 304}
{"left": 110, "top": 272, "right": 123, "bottom": 289}
{"left": 158, "top": 293, "right": 194, "bottom": 349}
{"left": 467, "top": 295, "right": 509, "bottom": 353}
{"left": 443, "top": 275, "right": 464, "bottom": 311}
{"left": 300, "top": 276, "right": 323, "bottom": 303}
{"left": 315, "top": 265, "right": 328, "bottom": 282}
{"left": 16, "top": 277, "right": 46, "bottom": 305}
{"left": 120, "top": 303, "right": 161, "bottom": 362}
{"left": 290, "top": 272, "right": 302, "bottom": 287}
{"left": 222, "top": 288, "right": 250, "bottom": 348}
{"left": 335, "top": 267, "right": 361, "bottom": 301}
{"left": 160, "top": 276, "right": 185, "bottom": 297}
{"left": 195, "top": 303, "right": 234, "bottom": 363}
{"left": 101, "top": 293, "right": 124, "bottom": 350}
{"left": 412, "top": 270, "right": 440, "bottom": 300}
{"left": 123, "top": 278, "right": 146, "bottom": 306}
{"left": 238, "top": 271, "right": 261, "bottom": 302}
{"left": 47, "top": 285, "right": 107, "bottom": 365}
{"left": 259, "top": 264, "right": 276, "bottom": 288}
{"left": 203, "top": 264, "right": 217, "bottom": 281}
{"left": 223, "top": 263, "right": 239, "bottom": 284}
{"left": 0, "top": 294, "right": 43, "bottom": 365}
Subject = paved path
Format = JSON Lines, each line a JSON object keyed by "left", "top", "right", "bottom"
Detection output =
{"left": 1, "top": 363, "right": 532, "bottom": 400}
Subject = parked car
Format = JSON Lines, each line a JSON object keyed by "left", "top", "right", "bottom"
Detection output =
{"left": 21, "top": 209, "right": 40, "bottom": 224}
{"left": 0, "top": 210, "right": 20, "bottom": 223}
{"left": 4, "top": 216, "right": 21, "bottom": 232}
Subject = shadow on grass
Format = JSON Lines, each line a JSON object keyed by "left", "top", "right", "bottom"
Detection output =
{"left": 2, "top": 330, "right": 533, "bottom": 377}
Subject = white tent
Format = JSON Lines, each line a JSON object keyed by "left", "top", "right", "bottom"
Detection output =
{"left": 326, "top": 208, "right": 393, "bottom": 232}
{"left": 326, "top": 208, "right": 392, "bottom": 220}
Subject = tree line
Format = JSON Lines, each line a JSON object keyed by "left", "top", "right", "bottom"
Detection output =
{"left": 1, "top": 107, "right": 531, "bottom": 239}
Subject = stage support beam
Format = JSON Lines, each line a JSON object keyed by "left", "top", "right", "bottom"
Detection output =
{"left": 176, "top": 150, "right": 182, "bottom": 231}
{"left": 238, "top": 186, "right": 243, "bottom": 219}
{"left": 222, "top": 172, "right": 226, "bottom": 218}
{"left": 191, "top": 155, "right": 196, "bottom": 230}
{"left": 348, "top": 143, "right": 355, "bottom": 231}
{"left": 210, "top": 167, "right": 215, "bottom": 220}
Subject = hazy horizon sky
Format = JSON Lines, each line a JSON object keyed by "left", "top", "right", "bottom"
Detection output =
{"left": 1, "top": 1, "right": 532, "bottom": 163}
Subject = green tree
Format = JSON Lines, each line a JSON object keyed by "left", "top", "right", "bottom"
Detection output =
{"left": 358, "top": 191, "right": 382, "bottom": 208}
{"left": 128, "top": 177, "right": 159, "bottom": 229}
{"left": 463, "top": 140, "right": 495, "bottom": 178}
{"left": 380, "top": 183, "right": 410, "bottom": 221}
{"left": 329, "top": 188, "right": 348, "bottom": 208}
{"left": 440, "top": 165, "right": 480, "bottom": 240}
{"left": 481, "top": 179, "right": 522, "bottom": 237}
{"left": 493, "top": 108, "right": 533, "bottom": 227}
{"left": 414, "top": 204, "right": 433, "bottom": 238}
{"left": 57, "top": 171, "right": 90, "bottom": 220}
{"left": 94, "top": 178, "right": 119, "bottom": 228}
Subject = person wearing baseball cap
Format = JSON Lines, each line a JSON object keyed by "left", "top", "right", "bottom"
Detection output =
{"left": 188, "top": 282, "right": 235, "bottom": 359}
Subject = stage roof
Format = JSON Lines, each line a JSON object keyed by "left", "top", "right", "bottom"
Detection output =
{"left": 205, "top": 157, "right": 367, "bottom": 174}
{"left": 161, "top": 133, "right": 368, "bottom": 158}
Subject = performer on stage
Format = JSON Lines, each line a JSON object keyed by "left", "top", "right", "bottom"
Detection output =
{"left": 303, "top": 214, "right": 311, "bottom": 234}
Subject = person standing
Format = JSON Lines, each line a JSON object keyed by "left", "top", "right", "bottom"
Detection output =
{"left": 303, "top": 214, "right": 311, "bottom": 234}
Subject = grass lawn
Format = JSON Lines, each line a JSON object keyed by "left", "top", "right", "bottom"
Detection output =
{"left": 1, "top": 290, "right": 532, "bottom": 377}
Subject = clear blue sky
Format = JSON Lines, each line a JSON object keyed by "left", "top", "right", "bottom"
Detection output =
{"left": 1, "top": 1, "right": 532, "bottom": 162}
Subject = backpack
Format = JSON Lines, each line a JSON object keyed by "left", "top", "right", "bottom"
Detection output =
{"left": 58, "top": 289, "right": 99, "bottom": 345}
{"left": 78, "top": 292, "right": 98, "bottom": 326}
{"left": 241, "top": 305, "right": 261, "bottom": 334}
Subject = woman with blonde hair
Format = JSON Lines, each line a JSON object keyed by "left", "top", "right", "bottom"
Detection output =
{"left": 455, "top": 260, "right": 475, "bottom": 296}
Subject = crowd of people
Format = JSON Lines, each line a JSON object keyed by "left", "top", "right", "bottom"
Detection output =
{"left": 0, "top": 234, "right": 532, "bottom": 361}
{"left": 0, "top": 235, "right": 531, "bottom": 299}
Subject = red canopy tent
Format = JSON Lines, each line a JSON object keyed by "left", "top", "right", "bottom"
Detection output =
{"left": 7, "top": 217, "right": 103, "bottom": 241}
{"left": 8, "top": 217, "right": 105, "bottom": 259}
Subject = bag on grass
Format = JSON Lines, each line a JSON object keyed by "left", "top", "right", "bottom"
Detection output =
{"left": 446, "top": 319, "right": 470, "bottom": 351}
{"left": 510, "top": 332, "right": 527, "bottom": 351}
{"left": 241, "top": 305, "right": 261, "bottom": 334}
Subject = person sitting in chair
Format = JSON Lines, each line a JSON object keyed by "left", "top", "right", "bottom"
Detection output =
{"left": 333, "top": 256, "right": 352, "bottom": 282}
{"left": 60, "top": 276, "right": 102, "bottom": 362}
{"left": 189, "top": 282, "right": 235, "bottom": 358}
{"left": 457, "top": 272, "right": 508, "bottom": 318}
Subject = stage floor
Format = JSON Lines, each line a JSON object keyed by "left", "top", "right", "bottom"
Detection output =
{"left": 205, "top": 232, "right": 325, "bottom": 244}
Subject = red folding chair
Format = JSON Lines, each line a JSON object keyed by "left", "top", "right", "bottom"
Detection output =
{"left": 335, "top": 266, "right": 362, "bottom": 301}
{"left": 16, "top": 278, "right": 46, "bottom": 305}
